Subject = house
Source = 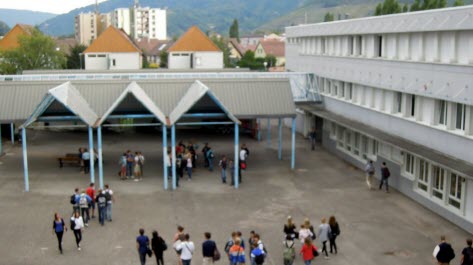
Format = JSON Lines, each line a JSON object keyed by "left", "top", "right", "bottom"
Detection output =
{"left": 54, "top": 38, "right": 78, "bottom": 56}
{"left": 167, "top": 26, "right": 223, "bottom": 69}
{"left": 83, "top": 26, "right": 142, "bottom": 70}
{"left": 240, "top": 34, "right": 264, "bottom": 47}
{"left": 255, "top": 39, "right": 286, "bottom": 67}
{"left": 227, "top": 38, "right": 244, "bottom": 61}
{"left": 0, "top": 24, "right": 34, "bottom": 51}
{"left": 135, "top": 37, "right": 172, "bottom": 66}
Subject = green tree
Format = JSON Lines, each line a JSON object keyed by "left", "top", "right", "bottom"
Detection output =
{"left": 265, "top": 54, "right": 277, "bottom": 68}
{"left": 323, "top": 12, "right": 334, "bottom": 22}
{"left": 453, "top": 0, "right": 464, "bottom": 6}
{"left": 437, "top": 0, "right": 447, "bottom": 8}
{"left": 211, "top": 36, "right": 232, "bottom": 67}
{"left": 159, "top": 51, "right": 168, "bottom": 68}
{"left": 0, "top": 29, "right": 66, "bottom": 74}
{"left": 402, "top": 3, "right": 409, "bottom": 12}
{"left": 0, "top": 21, "right": 10, "bottom": 36}
{"left": 238, "top": 50, "right": 264, "bottom": 70}
{"left": 375, "top": 0, "right": 402, "bottom": 16}
{"left": 410, "top": 0, "right": 421, "bottom": 11}
{"left": 229, "top": 19, "right": 240, "bottom": 42}
{"left": 66, "top": 44, "right": 87, "bottom": 69}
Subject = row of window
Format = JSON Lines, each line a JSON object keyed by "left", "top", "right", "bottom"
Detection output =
{"left": 403, "top": 153, "right": 466, "bottom": 212}
{"left": 319, "top": 77, "right": 473, "bottom": 136}
{"left": 328, "top": 123, "right": 378, "bottom": 162}
{"left": 288, "top": 31, "right": 473, "bottom": 65}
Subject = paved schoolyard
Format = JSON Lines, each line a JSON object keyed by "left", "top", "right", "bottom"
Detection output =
{"left": 0, "top": 124, "right": 471, "bottom": 265}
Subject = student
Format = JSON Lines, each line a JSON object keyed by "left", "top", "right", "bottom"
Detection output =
{"left": 317, "top": 217, "right": 331, "bottom": 259}
{"left": 206, "top": 146, "right": 215, "bottom": 172}
{"left": 104, "top": 184, "right": 114, "bottom": 222}
{"left": 186, "top": 154, "right": 193, "bottom": 180}
{"left": 284, "top": 216, "right": 298, "bottom": 239}
{"left": 119, "top": 153, "right": 127, "bottom": 180}
{"left": 82, "top": 148, "right": 91, "bottom": 174}
{"left": 364, "top": 160, "right": 375, "bottom": 190}
{"left": 152, "top": 231, "right": 167, "bottom": 265}
{"left": 298, "top": 224, "right": 314, "bottom": 244}
{"left": 134, "top": 151, "right": 142, "bottom": 181}
{"left": 433, "top": 235, "right": 455, "bottom": 265}
{"left": 283, "top": 234, "right": 296, "bottom": 265}
{"left": 202, "top": 232, "right": 217, "bottom": 265}
{"left": 251, "top": 242, "right": 266, "bottom": 265}
{"left": 95, "top": 189, "right": 107, "bottom": 226}
{"left": 77, "top": 190, "right": 92, "bottom": 226}
{"left": 202, "top": 143, "right": 210, "bottom": 168}
{"left": 71, "top": 211, "right": 84, "bottom": 251}
{"left": 136, "top": 228, "right": 150, "bottom": 265}
{"left": 219, "top": 155, "right": 228, "bottom": 183}
{"left": 176, "top": 234, "right": 195, "bottom": 265}
{"left": 379, "top": 162, "right": 391, "bottom": 192}
{"left": 126, "top": 150, "right": 134, "bottom": 179}
{"left": 52, "top": 213, "right": 67, "bottom": 254}
{"left": 229, "top": 238, "right": 245, "bottom": 265}
{"left": 85, "top": 183, "right": 96, "bottom": 219}
{"left": 328, "top": 216, "right": 340, "bottom": 254}
{"left": 300, "top": 238, "right": 318, "bottom": 265}
{"left": 461, "top": 238, "right": 473, "bottom": 265}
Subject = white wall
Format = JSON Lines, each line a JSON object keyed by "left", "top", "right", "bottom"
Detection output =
{"left": 466, "top": 180, "right": 473, "bottom": 219}
{"left": 193, "top": 52, "right": 223, "bottom": 69}
{"left": 85, "top": 54, "right": 108, "bottom": 70}
{"left": 109, "top": 52, "right": 141, "bottom": 70}
{"left": 169, "top": 53, "right": 191, "bottom": 69}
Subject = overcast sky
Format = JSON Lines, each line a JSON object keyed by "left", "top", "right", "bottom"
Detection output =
{"left": 0, "top": 0, "right": 107, "bottom": 14}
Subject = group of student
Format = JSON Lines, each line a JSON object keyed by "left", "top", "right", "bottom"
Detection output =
{"left": 432, "top": 236, "right": 473, "bottom": 265}
{"left": 52, "top": 183, "right": 114, "bottom": 254}
{"left": 119, "top": 150, "right": 145, "bottom": 181}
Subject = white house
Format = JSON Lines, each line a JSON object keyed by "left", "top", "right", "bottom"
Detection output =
{"left": 168, "top": 26, "right": 223, "bottom": 69}
{"left": 84, "top": 26, "right": 142, "bottom": 70}
{"left": 286, "top": 6, "right": 473, "bottom": 233}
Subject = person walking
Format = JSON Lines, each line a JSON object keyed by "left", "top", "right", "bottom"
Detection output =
{"left": 219, "top": 155, "right": 228, "bottom": 183}
{"left": 239, "top": 145, "right": 248, "bottom": 183}
{"left": 304, "top": 218, "right": 316, "bottom": 240}
{"left": 229, "top": 238, "right": 245, "bottom": 265}
{"left": 71, "top": 188, "right": 80, "bottom": 214}
{"left": 134, "top": 151, "right": 142, "bottom": 181}
{"left": 137, "top": 228, "right": 151, "bottom": 265}
{"left": 152, "top": 231, "right": 167, "bottom": 265}
{"left": 104, "top": 184, "right": 114, "bottom": 222}
{"left": 206, "top": 146, "right": 215, "bottom": 172}
{"left": 126, "top": 150, "right": 134, "bottom": 179}
{"left": 70, "top": 211, "right": 84, "bottom": 251}
{"left": 317, "top": 217, "right": 331, "bottom": 259}
{"left": 300, "top": 238, "right": 318, "bottom": 265}
{"left": 251, "top": 242, "right": 266, "bottom": 265}
{"left": 298, "top": 224, "right": 314, "bottom": 244}
{"left": 95, "top": 189, "right": 107, "bottom": 226}
{"left": 202, "top": 143, "right": 210, "bottom": 168}
{"left": 119, "top": 153, "right": 127, "bottom": 180}
{"left": 78, "top": 190, "right": 92, "bottom": 227}
{"left": 365, "top": 160, "right": 375, "bottom": 190}
{"left": 284, "top": 216, "right": 298, "bottom": 239}
{"left": 202, "top": 232, "right": 217, "bottom": 265}
{"left": 138, "top": 151, "right": 145, "bottom": 176}
{"left": 52, "top": 213, "right": 67, "bottom": 254}
{"left": 82, "top": 148, "right": 91, "bottom": 174}
{"left": 328, "top": 216, "right": 340, "bottom": 254}
{"left": 176, "top": 234, "right": 195, "bottom": 265}
{"left": 174, "top": 226, "right": 185, "bottom": 265}
{"left": 85, "top": 183, "right": 96, "bottom": 219}
{"left": 283, "top": 234, "right": 296, "bottom": 265}
{"left": 461, "top": 238, "right": 473, "bottom": 265}
{"left": 186, "top": 154, "right": 193, "bottom": 181}
{"left": 379, "top": 162, "right": 391, "bottom": 192}
{"left": 308, "top": 128, "right": 316, "bottom": 151}
{"left": 433, "top": 235, "right": 455, "bottom": 265}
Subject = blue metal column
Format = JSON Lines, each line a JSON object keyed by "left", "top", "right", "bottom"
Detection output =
{"left": 257, "top": 119, "right": 261, "bottom": 142}
{"left": 267, "top": 118, "right": 271, "bottom": 147}
{"left": 234, "top": 123, "right": 239, "bottom": 189}
{"left": 88, "top": 126, "right": 95, "bottom": 183}
{"left": 278, "top": 118, "right": 283, "bottom": 160}
{"left": 162, "top": 125, "right": 168, "bottom": 190}
{"left": 291, "top": 118, "right": 296, "bottom": 170}
{"left": 22, "top": 128, "right": 29, "bottom": 192}
{"left": 97, "top": 126, "right": 104, "bottom": 189}
{"left": 10, "top": 123, "right": 14, "bottom": 144}
{"left": 171, "top": 125, "right": 177, "bottom": 190}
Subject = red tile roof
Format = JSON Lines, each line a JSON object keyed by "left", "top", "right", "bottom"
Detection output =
{"left": 84, "top": 26, "right": 141, "bottom": 53}
{"left": 259, "top": 39, "right": 285, "bottom": 57}
{"left": 168, "top": 26, "right": 221, "bottom": 52}
{"left": 0, "top": 24, "right": 34, "bottom": 51}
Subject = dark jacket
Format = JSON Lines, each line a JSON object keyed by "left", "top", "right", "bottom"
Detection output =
{"left": 381, "top": 167, "right": 390, "bottom": 179}
{"left": 437, "top": 242, "right": 455, "bottom": 263}
{"left": 152, "top": 236, "right": 166, "bottom": 257}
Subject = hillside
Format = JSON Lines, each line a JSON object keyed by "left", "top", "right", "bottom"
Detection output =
{"left": 0, "top": 9, "right": 56, "bottom": 27}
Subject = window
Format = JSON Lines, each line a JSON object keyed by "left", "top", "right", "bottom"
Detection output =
{"left": 437, "top": 100, "right": 448, "bottom": 126}
{"left": 344, "top": 130, "right": 352, "bottom": 152}
{"left": 455, "top": 103, "right": 466, "bottom": 130}
{"left": 330, "top": 122, "right": 336, "bottom": 138}
{"left": 339, "top": 83, "right": 345, "bottom": 98}
{"left": 431, "top": 165, "right": 446, "bottom": 200}
{"left": 404, "top": 153, "right": 415, "bottom": 176}
{"left": 449, "top": 173, "right": 464, "bottom": 209}
{"left": 346, "top": 83, "right": 353, "bottom": 101}
{"left": 361, "top": 136, "right": 369, "bottom": 160}
{"left": 394, "top": 92, "right": 402, "bottom": 114}
{"left": 321, "top": 37, "right": 326, "bottom": 54}
{"left": 336, "top": 126, "right": 344, "bottom": 148}
{"left": 417, "top": 159, "right": 430, "bottom": 192}
{"left": 353, "top": 132, "right": 360, "bottom": 156}
{"left": 112, "top": 59, "right": 116, "bottom": 66}
{"left": 376, "top": 35, "right": 383, "bottom": 57}
{"left": 410, "top": 95, "right": 416, "bottom": 117}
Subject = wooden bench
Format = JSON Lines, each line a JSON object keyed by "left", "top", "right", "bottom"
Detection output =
{"left": 58, "top": 153, "right": 81, "bottom": 168}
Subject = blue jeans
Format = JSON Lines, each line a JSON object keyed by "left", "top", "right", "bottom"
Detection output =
{"left": 139, "top": 252, "right": 147, "bottom": 265}
{"left": 187, "top": 167, "right": 192, "bottom": 179}
{"left": 208, "top": 158, "right": 214, "bottom": 171}
{"left": 182, "top": 259, "right": 191, "bottom": 265}
{"left": 126, "top": 162, "right": 133, "bottom": 177}
{"left": 221, "top": 168, "right": 227, "bottom": 182}
{"left": 106, "top": 203, "right": 112, "bottom": 221}
{"left": 98, "top": 206, "right": 106, "bottom": 225}
{"left": 304, "top": 260, "right": 312, "bottom": 265}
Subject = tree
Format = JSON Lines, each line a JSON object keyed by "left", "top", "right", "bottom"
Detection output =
{"left": 159, "top": 51, "right": 168, "bottom": 68}
{"left": 323, "top": 12, "right": 334, "bottom": 22}
{"left": 229, "top": 19, "right": 240, "bottom": 42}
{"left": 402, "top": 3, "right": 409, "bottom": 12}
{"left": 237, "top": 50, "right": 264, "bottom": 70}
{"left": 265, "top": 54, "right": 277, "bottom": 68}
{"left": 375, "top": 0, "right": 402, "bottom": 16}
{"left": 0, "top": 21, "right": 10, "bottom": 36}
{"left": 0, "top": 29, "right": 66, "bottom": 74}
{"left": 211, "top": 36, "right": 232, "bottom": 67}
{"left": 453, "top": 0, "right": 464, "bottom": 6}
{"left": 66, "top": 44, "right": 87, "bottom": 69}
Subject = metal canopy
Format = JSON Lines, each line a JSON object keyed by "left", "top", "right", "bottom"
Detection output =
{"left": 22, "top": 82, "right": 99, "bottom": 128}
{"left": 168, "top": 80, "right": 240, "bottom": 125}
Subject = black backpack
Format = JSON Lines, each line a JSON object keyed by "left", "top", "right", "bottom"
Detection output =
{"left": 254, "top": 253, "right": 265, "bottom": 265}
{"left": 70, "top": 194, "right": 76, "bottom": 205}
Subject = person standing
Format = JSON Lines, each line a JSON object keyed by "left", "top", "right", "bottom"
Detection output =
{"left": 317, "top": 217, "right": 331, "bottom": 259}
{"left": 71, "top": 188, "right": 80, "bottom": 214}
{"left": 379, "top": 162, "right": 391, "bottom": 192}
{"left": 433, "top": 235, "right": 455, "bottom": 265}
{"left": 138, "top": 151, "right": 145, "bottom": 176}
{"left": 219, "top": 156, "right": 228, "bottom": 183}
{"left": 78, "top": 190, "right": 92, "bottom": 227}
{"left": 85, "top": 183, "right": 96, "bottom": 219}
{"left": 328, "top": 216, "right": 340, "bottom": 254}
{"left": 202, "top": 143, "right": 210, "bottom": 168}
{"left": 229, "top": 238, "right": 245, "bottom": 265}
{"left": 119, "top": 153, "right": 127, "bottom": 180}
{"left": 95, "top": 189, "right": 107, "bottom": 226}
{"left": 126, "top": 150, "right": 134, "bottom": 179}
{"left": 308, "top": 128, "right": 316, "bottom": 151}
{"left": 206, "top": 146, "right": 215, "bottom": 172}
{"left": 284, "top": 216, "right": 298, "bottom": 239}
{"left": 137, "top": 228, "right": 150, "bottom": 265}
{"left": 202, "top": 232, "right": 217, "bottom": 265}
{"left": 186, "top": 154, "right": 193, "bottom": 181}
{"left": 71, "top": 211, "right": 84, "bottom": 251}
{"left": 239, "top": 145, "right": 248, "bottom": 183}
{"left": 283, "top": 234, "right": 296, "bottom": 265}
{"left": 298, "top": 224, "right": 314, "bottom": 244}
{"left": 364, "top": 160, "right": 375, "bottom": 190}
{"left": 104, "top": 184, "right": 114, "bottom": 222}
{"left": 176, "top": 234, "right": 195, "bottom": 265}
{"left": 300, "top": 238, "right": 317, "bottom": 265}
{"left": 461, "top": 238, "right": 473, "bottom": 265}
{"left": 152, "top": 231, "right": 167, "bottom": 265}
{"left": 251, "top": 242, "right": 266, "bottom": 265}
{"left": 52, "top": 213, "right": 67, "bottom": 254}
{"left": 82, "top": 148, "right": 91, "bottom": 174}
{"left": 134, "top": 151, "right": 142, "bottom": 181}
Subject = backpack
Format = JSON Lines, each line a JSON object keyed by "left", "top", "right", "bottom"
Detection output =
{"left": 283, "top": 242, "right": 295, "bottom": 262}
{"left": 97, "top": 195, "right": 107, "bottom": 208}
{"left": 254, "top": 253, "right": 265, "bottom": 265}
{"left": 70, "top": 194, "right": 76, "bottom": 205}
{"left": 70, "top": 218, "right": 76, "bottom": 230}
{"left": 224, "top": 240, "right": 233, "bottom": 253}
{"left": 104, "top": 191, "right": 111, "bottom": 202}
{"left": 79, "top": 195, "right": 88, "bottom": 208}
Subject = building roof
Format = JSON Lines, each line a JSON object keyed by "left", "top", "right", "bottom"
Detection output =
{"left": 0, "top": 24, "right": 34, "bottom": 51}
{"left": 258, "top": 39, "right": 285, "bottom": 57}
{"left": 168, "top": 26, "right": 221, "bottom": 52}
{"left": 84, "top": 26, "right": 141, "bottom": 54}
{"left": 0, "top": 78, "right": 296, "bottom": 125}
{"left": 228, "top": 38, "right": 244, "bottom": 57}
{"left": 136, "top": 38, "right": 172, "bottom": 56}
{"left": 55, "top": 38, "right": 78, "bottom": 55}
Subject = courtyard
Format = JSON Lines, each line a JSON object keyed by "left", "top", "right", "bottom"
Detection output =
{"left": 0, "top": 123, "right": 471, "bottom": 265}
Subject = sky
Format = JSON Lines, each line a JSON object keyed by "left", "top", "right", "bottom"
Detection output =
{"left": 0, "top": 0, "right": 107, "bottom": 14}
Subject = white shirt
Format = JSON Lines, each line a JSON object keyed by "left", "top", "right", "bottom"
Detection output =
{"left": 433, "top": 245, "right": 440, "bottom": 258}
{"left": 187, "top": 158, "right": 192, "bottom": 168}
{"left": 71, "top": 216, "right": 84, "bottom": 230}
{"left": 166, "top": 155, "right": 171, "bottom": 167}
{"left": 176, "top": 241, "right": 195, "bottom": 260}
{"left": 298, "top": 228, "right": 313, "bottom": 243}
{"left": 240, "top": 150, "right": 247, "bottom": 161}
